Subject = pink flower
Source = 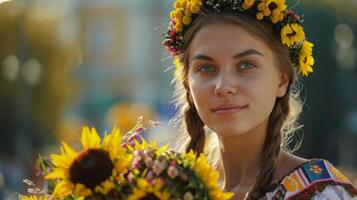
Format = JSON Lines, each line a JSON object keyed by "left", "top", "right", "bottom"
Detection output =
{"left": 144, "top": 156, "right": 153, "bottom": 167}
{"left": 128, "top": 172, "right": 135, "bottom": 183}
{"left": 146, "top": 170, "right": 154, "bottom": 180}
{"left": 153, "top": 160, "right": 167, "bottom": 175}
{"left": 167, "top": 165, "right": 179, "bottom": 179}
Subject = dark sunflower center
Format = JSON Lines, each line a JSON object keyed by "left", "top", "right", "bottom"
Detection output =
{"left": 303, "top": 56, "right": 307, "bottom": 63}
{"left": 139, "top": 193, "right": 160, "bottom": 200}
{"left": 69, "top": 148, "right": 113, "bottom": 189}
{"left": 287, "top": 30, "right": 297, "bottom": 37}
{"left": 268, "top": 2, "right": 278, "bottom": 10}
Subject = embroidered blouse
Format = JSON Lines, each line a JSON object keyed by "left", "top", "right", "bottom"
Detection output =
{"left": 264, "top": 159, "right": 357, "bottom": 200}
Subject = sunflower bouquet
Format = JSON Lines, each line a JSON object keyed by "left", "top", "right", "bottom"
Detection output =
{"left": 20, "top": 119, "right": 233, "bottom": 200}
{"left": 118, "top": 141, "right": 233, "bottom": 200}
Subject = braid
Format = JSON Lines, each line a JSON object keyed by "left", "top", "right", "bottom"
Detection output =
{"left": 184, "top": 97, "right": 206, "bottom": 154}
{"left": 246, "top": 91, "right": 290, "bottom": 200}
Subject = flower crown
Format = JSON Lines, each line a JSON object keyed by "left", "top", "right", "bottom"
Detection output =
{"left": 163, "top": 0, "right": 315, "bottom": 76}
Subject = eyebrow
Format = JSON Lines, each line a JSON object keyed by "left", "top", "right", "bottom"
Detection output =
{"left": 191, "top": 49, "right": 264, "bottom": 62}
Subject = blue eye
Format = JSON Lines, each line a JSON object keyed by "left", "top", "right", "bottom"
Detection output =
{"left": 198, "top": 65, "right": 216, "bottom": 73}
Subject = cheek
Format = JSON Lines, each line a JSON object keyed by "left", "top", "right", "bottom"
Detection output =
{"left": 190, "top": 84, "right": 208, "bottom": 108}
{"left": 188, "top": 78, "right": 212, "bottom": 120}
{"left": 249, "top": 77, "right": 279, "bottom": 117}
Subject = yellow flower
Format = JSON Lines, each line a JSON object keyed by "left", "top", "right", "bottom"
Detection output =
{"left": 21, "top": 195, "right": 50, "bottom": 200}
{"left": 271, "top": 14, "right": 280, "bottom": 24}
{"left": 281, "top": 23, "right": 305, "bottom": 47}
{"left": 270, "top": 0, "right": 287, "bottom": 12}
{"left": 193, "top": 154, "right": 234, "bottom": 200}
{"left": 180, "top": 0, "right": 187, "bottom": 8}
{"left": 298, "top": 41, "right": 314, "bottom": 76}
{"left": 169, "top": 10, "right": 176, "bottom": 18}
{"left": 181, "top": 149, "right": 196, "bottom": 167}
{"left": 182, "top": 15, "right": 192, "bottom": 25}
{"left": 277, "top": 0, "right": 287, "bottom": 11}
{"left": 256, "top": 0, "right": 286, "bottom": 23}
{"left": 45, "top": 127, "right": 132, "bottom": 199}
{"left": 263, "top": 8, "right": 271, "bottom": 17}
{"left": 257, "top": 3, "right": 266, "bottom": 11}
{"left": 242, "top": 0, "right": 255, "bottom": 9}
{"left": 256, "top": 12, "right": 264, "bottom": 20}
{"left": 269, "top": 0, "right": 286, "bottom": 23}
{"left": 174, "top": 20, "right": 183, "bottom": 32}
{"left": 272, "top": 9, "right": 279, "bottom": 16}
{"left": 127, "top": 178, "right": 170, "bottom": 200}
{"left": 174, "top": 10, "right": 183, "bottom": 19}
{"left": 185, "top": 4, "right": 192, "bottom": 16}
{"left": 278, "top": 12, "right": 284, "bottom": 21}
{"left": 190, "top": 3, "right": 201, "bottom": 13}
{"left": 174, "top": 1, "right": 182, "bottom": 9}
{"left": 264, "top": 0, "right": 287, "bottom": 13}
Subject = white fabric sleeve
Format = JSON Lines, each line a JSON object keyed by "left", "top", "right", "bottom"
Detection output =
{"left": 312, "top": 185, "right": 357, "bottom": 200}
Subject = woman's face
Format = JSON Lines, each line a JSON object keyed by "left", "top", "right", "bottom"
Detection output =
{"left": 187, "top": 22, "right": 289, "bottom": 138}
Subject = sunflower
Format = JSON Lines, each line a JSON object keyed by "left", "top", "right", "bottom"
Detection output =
{"left": 281, "top": 23, "right": 305, "bottom": 47}
{"left": 45, "top": 127, "right": 132, "bottom": 199}
{"left": 298, "top": 41, "right": 314, "bottom": 76}
{"left": 127, "top": 178, "right": 170, "bottom": 200}
{"left": 269, "top": 0, "right": 287, "bottom": 23}
{"left": 255, "top": 0, "right": 286, "bottom": 23}
{"left": 193, "top": 153, "right": 234, "bottom": 200}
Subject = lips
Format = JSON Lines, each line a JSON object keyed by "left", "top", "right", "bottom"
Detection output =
{"left": 211, "top": 104, "right": 247, "bottom": 115}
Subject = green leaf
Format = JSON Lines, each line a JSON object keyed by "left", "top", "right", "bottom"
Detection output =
{"left": 38, "top": 154, "right": 56, "bottom": 191}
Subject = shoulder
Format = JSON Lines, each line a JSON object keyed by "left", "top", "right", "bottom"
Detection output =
{"left": 265, "top": 157, "right": 357, "bottom": 200}
{"left": 273, "top": 151, "right": 308, "bottom": 183}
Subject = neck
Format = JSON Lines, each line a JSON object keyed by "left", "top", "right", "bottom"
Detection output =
{"left": 220, "top": 118, "right": 268, "bottom": 192}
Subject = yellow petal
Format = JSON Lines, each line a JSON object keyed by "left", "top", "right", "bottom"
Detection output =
{"left": 81, "top": 126, "right": 101, "bottom": 149}
{"left": 91, "top": 127, "right": 101, "bottom": 147}
{"left": 52, "top": 180, "right": 73, "bottom": 199}
{"left": 80, "top": 126, "right": 91, "bottom": 149}
{"left": 50, "top": 154, "right": 71, "bottom": 169}
{"left": 138, "top": 178, "right": 149, "bottom": 190}
{"left": 74, "top": 183, "right": 93, "bottom": 197}
{"left": 45, "top": 169, "right": 69, "bottom": 179}
{"left": 61, "top": 142, "right": 78, "bottom": 160}
{"left": 281, "top": 24, "right": 293, "bottom": 46}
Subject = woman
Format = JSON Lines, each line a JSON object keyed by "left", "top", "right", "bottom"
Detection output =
{"left": 162, "top": 0, "right": 357, "bottom": 199}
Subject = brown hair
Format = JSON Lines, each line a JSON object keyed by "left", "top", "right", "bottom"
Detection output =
{"left": 170, "top": 9, "right": 303, "bottom": 200}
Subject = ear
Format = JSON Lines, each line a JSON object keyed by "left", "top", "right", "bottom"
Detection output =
{"left": 277, "top": 73, "right": 289, "bottom": 98}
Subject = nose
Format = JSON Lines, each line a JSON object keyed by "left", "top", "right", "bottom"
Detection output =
{"left": 214, "top": 71, "right": 238, "bottom": 97}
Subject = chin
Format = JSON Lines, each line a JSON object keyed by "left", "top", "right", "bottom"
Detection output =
{"left": 211, "top": 124, "right": 251, "bottom": 138}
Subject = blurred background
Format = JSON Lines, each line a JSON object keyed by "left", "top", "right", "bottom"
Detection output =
{"left": 0, "top": 0, "right": 356, "bottom": 198}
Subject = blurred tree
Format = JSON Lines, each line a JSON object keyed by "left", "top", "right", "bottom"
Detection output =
{"left": 303, "top": 0, "right": 357, "bottom": 20}
{"left": 0, "top": 1, "right": 80, "bottom": 156}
